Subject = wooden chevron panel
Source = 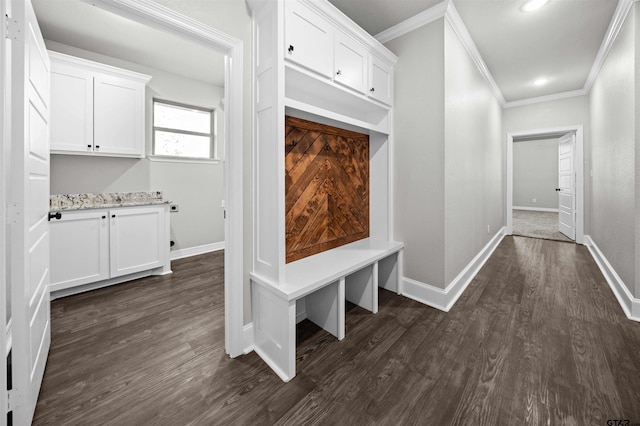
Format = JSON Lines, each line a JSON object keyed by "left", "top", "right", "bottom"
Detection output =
{"left": 285, "top": 116, "right": 369, "bottom": 263}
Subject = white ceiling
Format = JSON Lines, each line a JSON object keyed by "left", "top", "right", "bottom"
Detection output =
{"left": 31, "top": 0, "right": 226, "bottom": 87}
{"left": 328, "top": 0, "right": 619, "bottom": 102}
{"left": 32, "top": 0, "right": 621, "bottom": 102}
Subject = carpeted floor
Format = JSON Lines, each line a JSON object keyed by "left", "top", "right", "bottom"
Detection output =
{"left": 512, "top": 209, "right": 574, "bottom": 243}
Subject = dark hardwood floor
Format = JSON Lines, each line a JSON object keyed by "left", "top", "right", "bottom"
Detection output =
{"left": 33, "top": 237, "right": 640, "bottom": 425}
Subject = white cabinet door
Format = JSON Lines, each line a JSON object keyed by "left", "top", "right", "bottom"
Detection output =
{"left": 285, "top": 0, "right": 333, "bottom": 78}
{"left": 110, "top": 206, "right": 165, "bottom": 277}
{"left": 369, "top": 54, "right": 393, "bottom": 106}
{"left": 94, "top": 74, "right": 144, "bottom": 157}
{"left": 49, "top": 62, "right": 94, "bottom": 153}
{"left": 50, "top": 210, "right": 109, "bottom": 291}
{"left": 334, "top": 31, "right": 367, "bottom": 93}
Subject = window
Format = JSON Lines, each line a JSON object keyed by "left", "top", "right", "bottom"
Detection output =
{"left": 153, "top": 99, "right": 214, "bottom": 159}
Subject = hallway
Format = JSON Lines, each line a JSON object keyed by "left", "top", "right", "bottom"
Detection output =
{"left": 33, "top": 237, "right": 640, "bottom": 425}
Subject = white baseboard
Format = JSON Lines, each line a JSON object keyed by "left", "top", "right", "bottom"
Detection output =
{"left": 584, "top": 235, "right": 640, "bottom": 322}
{"left": 170, "top": 241, "right": 225, "bottom": 261}
{"left": 513, "top": 206, "right": 559, "bottom": 212}
{"left": 402, "top": 226, "right": 506, "bottom": 312}
{"left": 5, "top": 318, "right": 11, "bottom": 356}
{"left": 242, "top": 323, "right": 254, "bottom": 354}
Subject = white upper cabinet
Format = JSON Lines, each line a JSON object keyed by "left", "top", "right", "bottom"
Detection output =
{"left": 94, "top": 74, "right": 144, "bottom": 156}
{"left": 334, "top": 31, "right": 368, "bottom": 94}
{"left": 285, "top": 0, "right": 333, "bottom": 78}
{"left": 50, "top": 63, "right": 94, "bottom": 153}
{"left": 282, "top": 0, "right": 395, "bottom": 113}
{"left": 49, "top": 51, "right": 151, "bottom": 158}
{"left": 368, "top": 54, "right": 393, "bottom": 106}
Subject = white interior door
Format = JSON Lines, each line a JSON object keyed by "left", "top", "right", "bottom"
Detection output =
{"left": 9, "top": 0, "right": 51, "bottom": 423}
{"left": 1, "top": 0, "right": 9, "bottom": 421}
{"left": 558, "top": 133, "right": 575, "bottom": 240}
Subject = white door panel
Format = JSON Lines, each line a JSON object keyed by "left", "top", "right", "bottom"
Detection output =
{"left": 110, "top": 207, "right": 165, "bottom": 277}
{"left": 284, "top": 0, "right": 332, "bottom": 78}
{"left": 50, "top": 210, "right": 110, "bottom": 291}
{"left": 558, "top": 133, "right": 575, "bottom": 240}
{"left": 9, "top": 0, "right": 51, "bottom": 423}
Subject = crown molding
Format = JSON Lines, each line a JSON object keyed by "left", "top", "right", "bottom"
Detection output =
{"left": 503, "top": 89, "right": 588, "bottom": 109}
{"left": 373, "top": 0, "right": 635, "bottom": 108}
{"left": 374, "top": 0, "right": 449, "bottom": 44}
{"left": 583, "top": 0, "right": 634, "bottom": 92}
{"left": 444, "top": 2, "right": 506, "bottom": 105}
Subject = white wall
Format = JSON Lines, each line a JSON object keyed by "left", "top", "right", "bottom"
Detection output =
{"left": 443, "top": 20, "right": 503, "bottom": 284}
{"left": 386, "top": 19, "right": 446, "bottom": 287}
{"left": 513, "top": 138, "right": 559, "bottom": 210}
{"left": 47, "top": 41, "right": 226, "bottom": 252}
{"left": 589, "top": 5, "right": 637, "bottom": 297}
{"left": 386, "top": 18, "right": 503, "bottom": 290}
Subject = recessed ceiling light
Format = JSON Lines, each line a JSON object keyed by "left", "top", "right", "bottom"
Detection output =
{"left": 533, "top": 77, "right": 549, "bottom": 86}
{"left": 521, "top": 0, "right": 550, "bottom": 12}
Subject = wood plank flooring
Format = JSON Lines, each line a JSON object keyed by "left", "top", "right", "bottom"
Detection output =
{"left": 33, "top": 237, "right": 640, "bottom": 425}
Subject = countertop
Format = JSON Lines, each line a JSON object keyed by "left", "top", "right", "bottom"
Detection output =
{"left": 50, "top": 191, "right": 169, "bottom": 212}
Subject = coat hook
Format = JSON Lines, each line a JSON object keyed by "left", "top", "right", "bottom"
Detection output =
{"left": 291, "top": 140, "right": 296, "bottom": 146}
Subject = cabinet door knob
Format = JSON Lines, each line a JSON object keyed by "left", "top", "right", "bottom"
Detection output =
{"left": 288, "top": 45, "right": 294, "bottom": 54}
{"left": 336, "top": 70, "right": 342, "bottom": 76}
{"left": 48, "top": 211, "right": 62, "bottom": 221}
{"left": 111, "top": 214, "right": 116, "bottom": 218}
{"left": 87, "top": 144, "right": 92, "bottom": 148}
{"left": 370, "top": 87, "right": 375, "bottom": 92}
{"left": 95, "top": 145, "right": 100, "bottom": 149}
{"left": 102, "top": 215, "right": 106, "bottom": 219}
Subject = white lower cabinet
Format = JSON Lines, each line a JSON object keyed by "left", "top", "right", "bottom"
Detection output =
{"left": 109, "top": 207, "right": 165, "bottom": 277}
{"left": 50, "top": 210, "right": 109, "bottom": 291}
{"left": 50, "top": 205, "right": 170, "bottom": 293}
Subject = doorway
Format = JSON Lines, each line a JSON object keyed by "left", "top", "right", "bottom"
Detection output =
{"left": 2, "top": 0, "right": 244, "bottom": 422}
{"left": 506, "top": 125, "right": 584, "bottom": 244}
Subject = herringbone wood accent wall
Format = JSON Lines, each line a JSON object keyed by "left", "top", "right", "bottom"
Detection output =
{"left": 285, "top": 116, "right": 369, "bottom": 263}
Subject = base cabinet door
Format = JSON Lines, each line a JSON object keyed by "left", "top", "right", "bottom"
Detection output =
{"left": 50, "top": 210, "right": 109, "bottom": 291}
{"left": 110, "top": 206, "right": 165, "bottom": 278}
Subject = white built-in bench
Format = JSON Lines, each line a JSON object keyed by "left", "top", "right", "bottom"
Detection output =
{"left": 250, "top": 238, "right": 404, "bottom": 381}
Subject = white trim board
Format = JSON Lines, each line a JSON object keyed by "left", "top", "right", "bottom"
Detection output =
{"left": 170, "top": 241, "right": 225, "bottom": 260}
{"left": 585, "top": 236, "right": 640, "bottom": 322}
{"left": 402, "top": 227, "right": 506, "bottom": 312}
{"left": 374, "top": 0, "right": 635, "bottom": 108}
{"left": 507, "top": 125, "right": 584, "bottom": 245}
{"left": 513, "top": 206, "right": 559, "bottom": 213}
{"left": 242, "top": 323, "right": 254, "bottom": 354}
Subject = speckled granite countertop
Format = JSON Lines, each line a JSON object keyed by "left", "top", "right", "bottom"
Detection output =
{"left": 50, "top": 191, "right": 169, "bottom": 211}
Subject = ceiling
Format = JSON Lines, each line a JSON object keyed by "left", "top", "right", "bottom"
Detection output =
{"left": 328, "top": 0, "right": 619, "bottom": 102}
{"left": 32, "top": 0, "right": 620, "bottom": 102}
{"left": 31, "top": 0, "right": 226, "bottom": 87}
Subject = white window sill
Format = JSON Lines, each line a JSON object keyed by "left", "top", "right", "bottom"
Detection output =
{"left": 147, "top": 155, "right": 222, "bottom": 165}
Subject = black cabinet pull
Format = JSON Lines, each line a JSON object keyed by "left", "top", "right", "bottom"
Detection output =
{"left": 87, "top": 144, "right": 92, "bottom": 148}
{"left": 111, "top": 214, "right": 116, "bottom": 218}
{"left": 101, "top": 215, "right": 106, "bottom": 219}
{"left": 288, "top": 45, "right": 294, "bottom": 54}
{"left": 370, "top": 87, "right": 375, "bottom": 92}
{"left": 555, "top": 188, "right": 561, "bottom": 192}
{"left": 95, "top": 145, "right": 100, "bottom": 149}
{"left": 48, "top": 211, "right": 62, "bottom": 221}
{"left": 336, "top": 70, "right": 342, "bottom": 75}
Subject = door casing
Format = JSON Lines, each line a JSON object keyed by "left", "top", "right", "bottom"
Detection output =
{"left": 506, "top": 125, "right": 584, "bottom": 244}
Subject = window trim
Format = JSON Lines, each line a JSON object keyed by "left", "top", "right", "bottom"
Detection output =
{"left": 152, "top": 98, "right": 216, "bottom": 159}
